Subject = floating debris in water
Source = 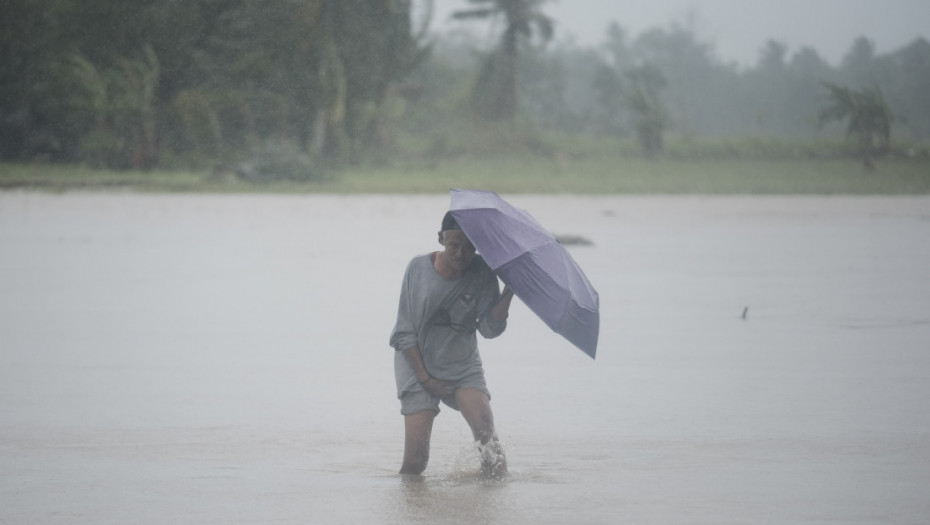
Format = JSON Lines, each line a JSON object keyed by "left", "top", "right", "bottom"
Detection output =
{"left": 556, "top": 234, "right": 593, "bottom": 246}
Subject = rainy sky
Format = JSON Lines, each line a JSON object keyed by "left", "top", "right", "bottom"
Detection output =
{"left": 431, "top": 0, "right": 930, "bottom": 67}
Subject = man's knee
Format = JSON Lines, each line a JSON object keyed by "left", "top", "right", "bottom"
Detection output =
{"left": 456, "top": 389, "right": 497, "bottom": 442}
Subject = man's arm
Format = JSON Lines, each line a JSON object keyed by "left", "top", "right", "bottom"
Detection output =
{"left": 402, "top": 345, "right": 455, "bottom": 397}
{"left": 401, "top": 346, "right": 431, "bottom": 383}
{"left": 489, "top": 286, "right": 514, "bottom": 323}
{"left": 477, "top": 285, "right": 514, "bottom": 339}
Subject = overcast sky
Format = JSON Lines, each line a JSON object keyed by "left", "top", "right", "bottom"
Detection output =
{"left": 429, "top": 0, "right": 930, "bottom": 67}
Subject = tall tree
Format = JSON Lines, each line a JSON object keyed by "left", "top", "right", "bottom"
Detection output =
{"left": 630, "top": 21, "right": 717, "bottom": 138}
{"left": 819, "top": 82, "right": 893, "bottom": 170}
{"left": 453, "top": 0, "right": 554, "bottom": 120}
{"left": 841, "top": 36, "right": 878, "bottom": 87}
{"left": 758, "top": 40, "right": 788, "bottom": 72}
{"left": 0, "top": 0, "right": 55, "bottom": 159}
{"left": 883, "top": 38, "right": 930, "bottom": 140}
{"left": 590, "top": 22, "right": 633, "bottom": 136}
{"left": 592, "top": 63, "right": 625, "bottom": 136}
{"left": 330, "top": 0, "right": 431, "bottom": 155}
{"left": 624, "top": 63, "right": 668, "bottom": 157}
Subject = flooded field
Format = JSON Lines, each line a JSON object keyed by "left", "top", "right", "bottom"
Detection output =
{"left": 2, "top": 192, "right": 929, "bottom": 524}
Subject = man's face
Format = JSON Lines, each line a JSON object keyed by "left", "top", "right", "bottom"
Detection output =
{"left": 440, "top": 230, "right": 476, "bottom": 271}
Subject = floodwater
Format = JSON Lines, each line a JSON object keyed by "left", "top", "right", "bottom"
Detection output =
{"left": 2, "top": 192, "right": 929, "bottom": 524}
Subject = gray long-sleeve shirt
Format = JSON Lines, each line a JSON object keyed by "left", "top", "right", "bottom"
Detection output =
{"left": 390, "top": 253, "right": 506, "bottom": 396}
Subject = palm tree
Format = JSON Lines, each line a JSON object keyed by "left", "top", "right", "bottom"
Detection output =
{"left": 818, "top": 82, "right": 892, "bottom": 170}
{"left": 453, "top": 0, "right": 554, "bottom": 120}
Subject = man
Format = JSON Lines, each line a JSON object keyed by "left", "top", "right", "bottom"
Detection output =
{"left": 390, "top": 211, "right": 514, "bottom": 476}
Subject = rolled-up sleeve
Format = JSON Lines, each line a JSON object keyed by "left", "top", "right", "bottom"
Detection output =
{"left": 389, "top": 262, "right": 419, "bottom": 352}
{"left": 476, "top": 276, "right": 506, "bottom": 339}
{"left": 478, "top": 315, "right": 506, "bottom": 339}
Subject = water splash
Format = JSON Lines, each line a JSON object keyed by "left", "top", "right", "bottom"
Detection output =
{"left": 445, "top": 440, "right": 509, "bottom": 482}
{"left": 477, "top": 440, "right": 506, "bottom": 470}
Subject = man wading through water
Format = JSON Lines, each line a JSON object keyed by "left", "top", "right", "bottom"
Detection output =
{"left": 390, "top": 211, "right": 515, "bottom": 476}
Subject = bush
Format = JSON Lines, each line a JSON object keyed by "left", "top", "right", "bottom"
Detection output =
{"left": 230, "top": 143, "right": 327, "bottom": 183}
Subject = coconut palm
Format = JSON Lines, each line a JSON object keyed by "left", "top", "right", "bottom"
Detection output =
{"left": 819, "top": 82, "right": 892, "bottom": 170}
{"left": 453, "top": 0, "right": 554, "bottom": 120}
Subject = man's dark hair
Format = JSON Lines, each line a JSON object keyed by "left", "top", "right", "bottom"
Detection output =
{"left": 441, "top": 211, "right": 461, "bottom": 232}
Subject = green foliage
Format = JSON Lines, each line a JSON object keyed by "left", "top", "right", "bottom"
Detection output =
{"left": 39, "top": 46, "right": 161, "bottom": 169}
{"left": 1, "top": 0, "right": 928, "bottom": 175}
{"left": 5, "top": 152, "right": 930, "bottom": 194}
{"left": 591, "top": 64, "right": 626, "bottom": 135}
{"left": 624, "top": 63, "right": 669, "bottom": 157}
{"left": 233, "top": 143, "right": 327, "bottom": 183}
{"left": 421, "top": 118, "right": 553, "bottom": 160}
{"left": 819, "top": 82, "right": 893, "bottom": 169}
{"left": 0, "top": 0, "right": 429, "bottom": 170}
{"left": 169, "top": 89, "right": 224, "bottom": 162}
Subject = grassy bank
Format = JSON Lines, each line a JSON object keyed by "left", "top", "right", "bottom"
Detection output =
{"left": 2, "top": 156, "right": 929, "bottom": 194}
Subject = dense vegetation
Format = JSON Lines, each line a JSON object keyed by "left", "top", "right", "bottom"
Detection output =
{"left": 1, "top": 0, "right": 929, "bottom": 179}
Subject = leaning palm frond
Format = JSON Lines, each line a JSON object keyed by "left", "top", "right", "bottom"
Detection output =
{"left": 453, "top": 0, "right": 554, "bottom": 121}
{"left": 818, "top": 82, "right": 893, "bottom": 170}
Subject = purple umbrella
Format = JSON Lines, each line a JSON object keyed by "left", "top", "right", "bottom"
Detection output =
{"left": 450, "top": 189, "right": 599, "bottom": 358}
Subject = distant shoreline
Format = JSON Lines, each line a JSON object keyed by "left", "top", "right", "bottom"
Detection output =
{"left": 3, "top": 157, "right": 929, "bottom": 195}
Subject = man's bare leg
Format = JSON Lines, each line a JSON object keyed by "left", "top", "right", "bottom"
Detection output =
{"left": 400, "top": 410, "right": 435, "bottom": 475}
{"left": 456, "top": 388, "right": 507, "bottom": 476}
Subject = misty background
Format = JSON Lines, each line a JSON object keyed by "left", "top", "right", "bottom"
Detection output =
{"left": 433, "top": 0, "right": 930, "bottom": 68}
{"left": 1, "top": 0, "right": 928, "bottom": 172}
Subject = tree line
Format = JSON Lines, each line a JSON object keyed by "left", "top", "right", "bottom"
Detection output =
{"left": 509, "top": 22, "right": 928, "bottom": 152}
{"left": 1, "top": 0, "right": 928, "bottom": 173}
{"left": 1, "top": 0, "right": 428, "bottom": 173}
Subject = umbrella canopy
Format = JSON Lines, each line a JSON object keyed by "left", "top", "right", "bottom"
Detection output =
{"left": 449, "top": 189, "right": 599, "bottom": 358}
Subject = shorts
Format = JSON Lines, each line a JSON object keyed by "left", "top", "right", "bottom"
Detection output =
{"left": 399, "top": 371, "right": 490, "bottom": 416}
